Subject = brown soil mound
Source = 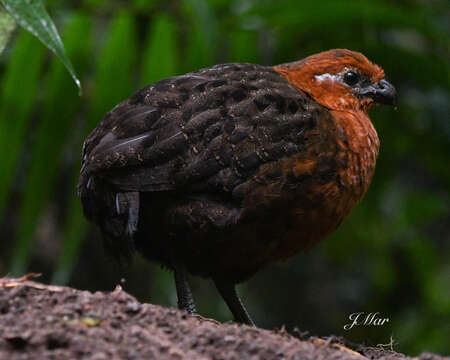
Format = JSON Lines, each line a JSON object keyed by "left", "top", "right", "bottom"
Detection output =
{"left": 0, "top": 276, "right": 445, "bottom": 360}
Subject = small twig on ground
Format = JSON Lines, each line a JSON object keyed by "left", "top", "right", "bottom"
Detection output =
{"left": 377, "top": 335, "right": 397, "bottom": 352}
{"left": 0, "top": 274, "right": 63, "bottom": 292}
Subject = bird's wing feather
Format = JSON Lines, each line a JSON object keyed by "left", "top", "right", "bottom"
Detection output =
{"left": 80, "top": 63, "right": 324, "bottom": 196}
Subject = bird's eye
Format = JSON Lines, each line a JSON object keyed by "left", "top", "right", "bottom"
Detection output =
{"left": 343, "top": 70, "right": 360, "bottom": 86}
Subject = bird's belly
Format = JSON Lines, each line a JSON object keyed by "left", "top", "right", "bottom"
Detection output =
{"left": 164, "top": 186, "right": 356, "bottom": 283}
{"left": 239, "top": 188, "right": 356, "bottom": 271}
{"left": 214, "top": 156, "right": 375, "bottom": 280}
{"left": 277, "top": 186, "right": 357, "bottom": 260}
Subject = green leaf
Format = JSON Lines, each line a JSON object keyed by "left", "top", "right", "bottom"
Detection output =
{"left": 0, "top": 31, "right": 45, "bottom": 226}
{"left": 0, "top": 8, "right": 15, "bottom": 54}
{"left": 140, "top": 13, "right": 177, "bottom": 86}
{"left": 89, "top": 11, "right": 138, "bottom": 125}
{"left": 133, "top": 0, "right": 159, "bottom": 12}
{"left": 230, "top": 29, "right": 258, "bottom": 63}
{"left": 182, "top": 0, "right": 217, "bottom": 71}
{"left": 10, "top": 13, "right": 92, "bottom": 275}
{"left": 0, "top": 0, "right": 81, "bottom": 93}
{"left": 52, "top": 189, "right": 88, "bottom": 285}
{"left": 245, "top": 0, "right": 446, "bottom": 37}
{"left": 185, "top": 0, "right": 217, "bottom": 51}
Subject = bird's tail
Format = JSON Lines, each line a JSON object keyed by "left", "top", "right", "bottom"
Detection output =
{"left": 77, "top": 171, "right": 139, "bottom": 265}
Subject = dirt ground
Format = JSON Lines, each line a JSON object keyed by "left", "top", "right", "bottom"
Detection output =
{"left": 0, "top": 276, "right": 446, "bottom": 360}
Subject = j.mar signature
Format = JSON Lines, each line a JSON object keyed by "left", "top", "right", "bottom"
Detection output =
{"left": 344, "top": 312, "right": 390, "bottom": 330}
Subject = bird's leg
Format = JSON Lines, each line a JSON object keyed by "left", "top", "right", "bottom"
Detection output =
{"left": 173, "top": 262, "right": 197, "bottom": 315}
{"left": 214, "top": 280, "right": 255, "bottom": 327}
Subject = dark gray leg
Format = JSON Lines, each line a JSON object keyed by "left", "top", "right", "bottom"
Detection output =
{"left": 173, "top": 263, "right": 197, "bottom": 314}
{"left": 214, "top": 280, "right": 255, "bottom": 326}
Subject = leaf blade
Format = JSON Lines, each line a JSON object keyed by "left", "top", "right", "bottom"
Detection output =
{"left": 0, "top": 31, "right": 45, "bottom": 226}
{"left": 0, "top": 0, "right": 81, "bottom": 92}
{"left": 140, "top": 13, "right": 178, "bottom": 86}
{"left": 10, "top": 13, "right": 92, "bottom": 275}
{"left": 0, "top": 8, "right": 15, "bottom": 54}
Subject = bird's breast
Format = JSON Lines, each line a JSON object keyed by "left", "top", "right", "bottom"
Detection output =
{"left": 332, "top": 110, "right": 379, "bottom": 197}
{"left": 274, "top": 109, "right": 379, "bottom": 258}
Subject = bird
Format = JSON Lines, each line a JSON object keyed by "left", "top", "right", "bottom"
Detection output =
{"left": 78, "top": 49, "right": 396, "bottom": 326}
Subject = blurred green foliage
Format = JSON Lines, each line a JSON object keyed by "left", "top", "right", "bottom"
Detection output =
{"left": 0, "top": 0, "right": 448, "bottom": 356}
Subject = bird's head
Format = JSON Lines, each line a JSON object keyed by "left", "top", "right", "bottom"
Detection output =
{"left": 274, "top": 49, "right": 397, "bottom": 112}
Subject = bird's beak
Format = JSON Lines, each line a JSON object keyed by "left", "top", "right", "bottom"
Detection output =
{"left": 358, "top": 79, "right": 397, "bottom": 106}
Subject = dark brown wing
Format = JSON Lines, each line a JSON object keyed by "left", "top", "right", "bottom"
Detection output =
{"left": 77, "top": 63, "right": 325, "bottom": 261}
{"left": 80, "top": 64, "right": 320, "bottom": 191}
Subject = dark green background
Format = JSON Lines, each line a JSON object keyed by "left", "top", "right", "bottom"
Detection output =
{"left": 0, "top": 0, "right": 448, "bottom": 355}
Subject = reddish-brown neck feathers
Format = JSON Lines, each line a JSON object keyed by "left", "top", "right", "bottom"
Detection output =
{"left": 275, "top": 49, "right": 381, "bottom": 200}
{"left": 274, "top": 49, "right": 385, "bottom": 112}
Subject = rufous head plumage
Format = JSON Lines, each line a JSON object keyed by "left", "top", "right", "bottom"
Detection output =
{"left": 274, "top": 49, "right": 396, "bottom": 112}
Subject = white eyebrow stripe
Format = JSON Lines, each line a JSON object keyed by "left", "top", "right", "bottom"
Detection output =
{"left": 314, "top": 73, "right": 340, "bottom": 82}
